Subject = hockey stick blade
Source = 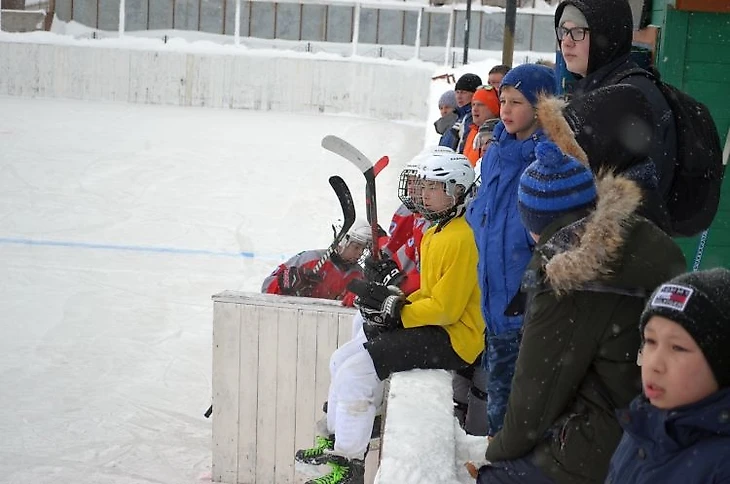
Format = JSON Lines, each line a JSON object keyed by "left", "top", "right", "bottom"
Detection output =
{"left": 312, "top": 176, "right": 356, "bottom": 275}
{"left": 374, "top": 156, "right": 389, "bottom": 177}
{"left": 322, "top": 135, "right": 373, "bottom": 174}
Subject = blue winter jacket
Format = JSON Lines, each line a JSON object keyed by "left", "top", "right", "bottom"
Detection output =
{"left": 439, "top": 103, "right": 472, "bottom": 151}
{"left": 606, "top": 388, "right": 730, "bottom": 484}
{"left": 466, "top": 122, "right": 545, "bottom": 336}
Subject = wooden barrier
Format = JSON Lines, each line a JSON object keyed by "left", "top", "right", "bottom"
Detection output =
{"left": 211, "top": 291, "right": 359, "bottom": 484}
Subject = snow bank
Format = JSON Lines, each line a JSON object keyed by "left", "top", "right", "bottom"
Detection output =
{"left": 0, "top": 33, "right": 432, "bottom": 121}
{"left": 376, "top": 370, "right": 461, "bottom": 484}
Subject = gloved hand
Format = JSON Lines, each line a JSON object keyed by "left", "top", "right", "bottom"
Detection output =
{"left": 473, "top": 118, "right": 500, "bottom": 153}
{"left": 363, "top": 255, "right": 405, "bottom": 287}
{"left": 277, "top": 266, "right": 321, "bottom": 296}
{"left": 347, "top": 279, "right": 407, "bottom": 331}
{"left": 341, "top": 291, "right": 357, "bottom": 307}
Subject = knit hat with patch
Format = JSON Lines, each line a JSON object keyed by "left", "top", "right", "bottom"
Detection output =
{"left": 438, "top": 90, "right": 457, "bottom": 109}
{"left": 518, "top": 140, "right": 597, "bottom": 235}
{"left": 455, "top": 73, "right": 483, "bottom": 93}
{"left": 640, "top": 268, "right": 730, "bottom": 388}
{"left": 472, "top": 86, "right": 501, "bottom": 117}
{"left": 500, "top": 63, "right": 557, "bottom": 106}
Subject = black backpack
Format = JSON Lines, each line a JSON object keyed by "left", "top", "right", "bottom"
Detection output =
{"left": 615, "top": 68, "right": 724, "bottom": 237}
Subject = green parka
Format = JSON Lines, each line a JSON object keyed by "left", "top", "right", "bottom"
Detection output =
{"left": 485, "top": 173, "right": 686, "bottom": 483}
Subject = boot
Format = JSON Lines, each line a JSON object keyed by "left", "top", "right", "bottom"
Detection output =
{"left": 295, "top": 435, "right": 335, "bottom": 465}
{"left": 304, "top": 454, "right": 365, "bottom": 484}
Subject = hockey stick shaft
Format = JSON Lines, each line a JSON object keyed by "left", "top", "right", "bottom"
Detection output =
{"left": 312, "top": 175, "right": 356, "bottom": 275}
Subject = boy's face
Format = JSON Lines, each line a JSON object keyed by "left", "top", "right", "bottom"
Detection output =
{"left": 487, "top": 72, "right": 504, "bottom": 91}
{"left": 439, "top": 105, "right": 453, "bottom": 117}
{"left": 499, "top": 87, "right": 537, "bottom": 141}
{"left": 338, "top": 240, "right": 366, "bottom": 263}
{"left": 455, "top": 90, "right": 474, "bottom": 108}
{"left": 559, "top": 21, "right": 590, "bottom": 77}
{"left": 417, "top": 180, "right": 453, "bottom": 214}
{"left": 641, "top": 316, "right": 719, "bottom": 409}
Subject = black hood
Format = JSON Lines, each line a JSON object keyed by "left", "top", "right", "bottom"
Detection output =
{"left": 555, "top": 0, "right": 634, "bottom": 76}
{"left": 563, "top": 83, "right": 653, "bottom": 175}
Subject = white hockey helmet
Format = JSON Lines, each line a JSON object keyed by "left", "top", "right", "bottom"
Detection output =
{"left": 412, "top": 149, "right": 475, "bottom": 221}
{"left": 343, "top": 220, "right": 372, "bottom": 247}
{"left": 398, "top": 146, "right": 458, "bottom": 213}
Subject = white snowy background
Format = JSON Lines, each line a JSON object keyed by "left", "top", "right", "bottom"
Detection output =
{"left": 0, "top": 11, "right": 554, "bottom": 481}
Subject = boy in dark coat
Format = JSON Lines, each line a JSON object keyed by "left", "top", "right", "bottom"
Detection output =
{"left": 477, "top": 135, "right": 685, "bottom": 482}
{"left": 606, "top": 268, "right": 730, "bottom": 484}
{"left": 554, "top": 0, "right": 676, "bottom": 206}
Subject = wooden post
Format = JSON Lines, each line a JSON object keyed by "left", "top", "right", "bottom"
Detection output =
{"left": 501, "top": 0, "right": 516, "bottom": 66}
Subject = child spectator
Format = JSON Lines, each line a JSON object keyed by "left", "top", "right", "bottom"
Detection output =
{"left": 606, "top": 268, "right": 730, "bottom": 484}
{"left": 478, "top": 139, "right": 685, "bottom": 484}
{"left": 434, "top": 90, "right": 459, "bottom": 135}
{"left": 294, "top": 149, "right": 484, "bottom": 484}
{"left": 487, "top": 64, "right": 511, "bottom": 91}
{"left": 261, "top": 222, "right": 370, "bottom": 300}
{"left": 440, "top": 73, "right": 482, "bottom": 150}
{"left": 466, "top": 63, "right": 556, "bottom": 437}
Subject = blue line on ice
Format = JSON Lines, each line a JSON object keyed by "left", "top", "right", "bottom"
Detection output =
{"left": 0, "top": 237, "right": 288, "bottom": 261}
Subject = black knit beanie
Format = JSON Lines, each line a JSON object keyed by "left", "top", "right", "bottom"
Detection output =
{"left": 640, "top": 268, "right": 730, "bottom": 388}
{"left": 455, "top": 73, "right": 482, "bottom": 93}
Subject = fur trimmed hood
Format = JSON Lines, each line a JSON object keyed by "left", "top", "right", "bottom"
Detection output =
{"left": 533, "top": 93, "right": 645, "bottom": 294}
{"left": 539, "top": 173, "right": 643, "bottom": 293}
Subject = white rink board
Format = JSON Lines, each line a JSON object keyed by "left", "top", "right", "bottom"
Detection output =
{"left": 0, "top": 39, "right": 432, "bottom": 121}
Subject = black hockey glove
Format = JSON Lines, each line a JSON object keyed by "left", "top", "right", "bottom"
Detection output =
{"left": 277, "top": 266, "right": 321, "bottom": 296}
{"left": 363, "top": 255, "right": 405, "bottom": 287}
{"left": 347, "top": 279, "right": 407, "bottom": 331}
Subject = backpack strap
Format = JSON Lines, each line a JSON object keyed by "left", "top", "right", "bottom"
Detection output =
{"left": 607, "top": 66, "right": 655, "bottom": 86}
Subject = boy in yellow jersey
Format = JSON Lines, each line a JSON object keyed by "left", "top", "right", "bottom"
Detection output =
{"left": 294, "top": 148, "right": 485, "bottom": 484}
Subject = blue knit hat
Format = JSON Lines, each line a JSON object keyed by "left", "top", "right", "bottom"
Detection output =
{"left": 500, "top": 63, "right": 557, "bottom": 106}
{"left": 438, "top": 90, "right": 457, "bottom": 109}
{"left": 518, "top": 141, "right": 597, "bottom": 235}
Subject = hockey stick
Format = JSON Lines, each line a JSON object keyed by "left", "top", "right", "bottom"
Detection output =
{"left": 321, "top": 135, "right": 383, "bottom": 261}
{"left": 311, "top": 175, "right": 356, "bottom": 275}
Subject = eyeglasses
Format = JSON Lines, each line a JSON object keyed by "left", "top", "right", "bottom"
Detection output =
{"left": 556, "top": 26, "right": 589, "bottom": 42}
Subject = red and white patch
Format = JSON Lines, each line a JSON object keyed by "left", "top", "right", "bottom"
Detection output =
{"left": 651, "top": 284, "right": 694, "bottom": 311}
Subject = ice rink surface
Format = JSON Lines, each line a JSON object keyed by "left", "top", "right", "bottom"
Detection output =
{"left": 0, "top": 96, "right": 424, "bottom": 483}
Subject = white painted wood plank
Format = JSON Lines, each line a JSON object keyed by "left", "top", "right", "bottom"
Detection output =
{"left": 294, "top": 309, "right": 321, "bottom": 452}
{"left": 237, "top": 303, "right": 260, "bottom": 483}
{"left": 212, "top": 302, "right": 240, "bottom": 484}
{"left": 274, "top": 306, "right": 299, "bottom": 483}
{"left": 256, "top": 305, "right": 279, "bottom": 483}
{"left": 337, "top": 312, "right": 354, "bottom": 347}
{"left": 314, "top": 311, "right": 340, "bottom": 418}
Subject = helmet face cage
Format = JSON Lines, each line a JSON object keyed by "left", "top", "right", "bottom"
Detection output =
{"left": 411, "top": 179, "right": 466, "bottom": 222}
{"left": 397, "top": 167, "right": 420, "bottom": 212}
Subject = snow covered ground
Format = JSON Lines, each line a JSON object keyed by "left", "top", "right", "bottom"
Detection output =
{"left": 0, "top": 96, "right": 425, "bottom": 484}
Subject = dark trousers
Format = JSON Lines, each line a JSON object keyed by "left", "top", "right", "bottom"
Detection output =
{"left": 485, "top": 329, "right": 522, "bottom": 435}
{"left": 364, "top": 325, "right": 469, "bottom": 380}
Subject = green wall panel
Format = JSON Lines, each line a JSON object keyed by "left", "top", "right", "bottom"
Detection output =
{"left": 658, "top": 7, "right": 730, "bottom": 270}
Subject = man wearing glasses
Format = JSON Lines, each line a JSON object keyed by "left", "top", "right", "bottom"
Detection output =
{"left": 554, "top": 0, "right": 676, "bottom": 223}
